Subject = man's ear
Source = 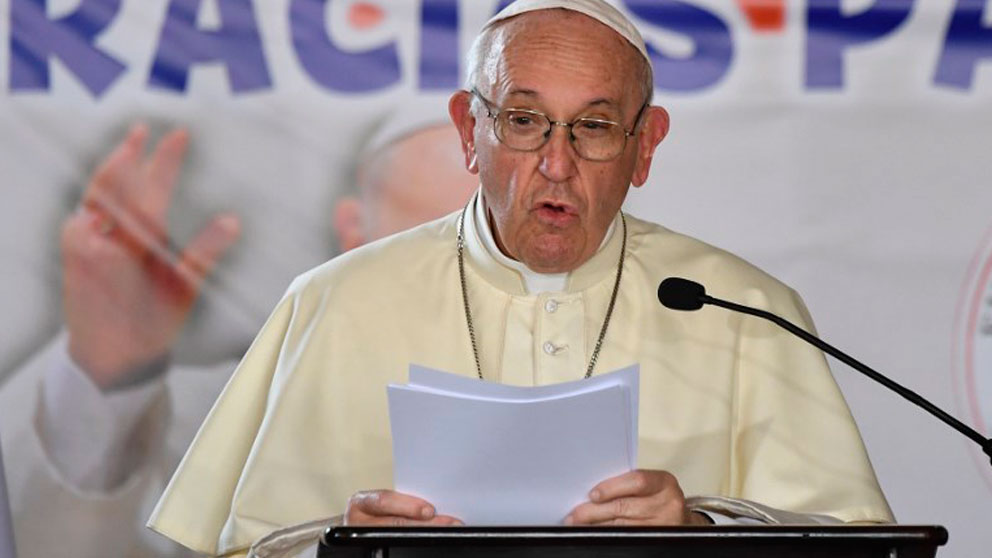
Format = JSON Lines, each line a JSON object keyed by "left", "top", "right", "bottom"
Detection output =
{"left": 631, "top": 106, "right": 670, "bottom": 187}
{"left": 449, "top": 90, "right": 480, "bottom": 174}
{"left": 333, "top": 196, "right": 366, "bottom": 252}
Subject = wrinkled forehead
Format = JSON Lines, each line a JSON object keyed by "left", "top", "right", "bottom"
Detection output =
{"left": 481, "top": 11, "right": 644, "bottom": 109}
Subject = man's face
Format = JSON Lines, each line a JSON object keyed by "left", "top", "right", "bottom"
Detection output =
{"left": 454, "top": 11, "right": 668, "bottom": 273}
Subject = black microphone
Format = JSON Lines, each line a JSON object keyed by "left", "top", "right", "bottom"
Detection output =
{"left": 657, "top": 277, "right": 707, "bottom": 310}
{"left": 658, "top": 276, "right": 992, "bottom": 466}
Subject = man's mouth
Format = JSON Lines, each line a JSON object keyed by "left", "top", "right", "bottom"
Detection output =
{"left": 533, "top": 200, "right": 579, "bottom": 226}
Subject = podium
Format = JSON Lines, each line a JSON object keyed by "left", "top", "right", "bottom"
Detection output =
{"left": 318, "top": 525, "right": 947, "bottom": 558}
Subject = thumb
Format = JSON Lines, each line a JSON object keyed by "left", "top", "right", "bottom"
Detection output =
{"left": 178, "top": 213, "right": 241, "bottom": 287}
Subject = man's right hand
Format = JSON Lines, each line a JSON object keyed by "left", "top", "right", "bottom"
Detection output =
{"left": 345, "top": 490, "right": 463, "bottom": 526}
{"left": 61, "top": 123, "right": 240, "bottom": 389}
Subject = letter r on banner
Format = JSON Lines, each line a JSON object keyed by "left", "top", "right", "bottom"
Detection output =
{"left": 9, "top": 0, "right": 126, "bottom": 96}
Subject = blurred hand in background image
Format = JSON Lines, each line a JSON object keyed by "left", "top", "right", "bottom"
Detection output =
{"left": 62, "top": 124, "right": 240, "bottom": 389}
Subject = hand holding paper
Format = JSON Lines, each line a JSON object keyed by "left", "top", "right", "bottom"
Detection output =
{"left": 565, "top": 469, "right": 711, "bottom": 526}
{"left": 344, "top": 489, "right": 463, "bottom": 526}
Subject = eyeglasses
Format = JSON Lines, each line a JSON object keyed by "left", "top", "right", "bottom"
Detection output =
{"left": 471, "top": 88, "right": 648, "bottom": 162}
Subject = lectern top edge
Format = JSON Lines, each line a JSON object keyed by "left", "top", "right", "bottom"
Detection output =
{"left": 322, "top": 524, "right": 949, "bottom": 545}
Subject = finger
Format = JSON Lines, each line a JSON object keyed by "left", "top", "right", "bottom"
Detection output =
{"left": 589, "top": 469, "right": 670, "bottom": 503}
{"left": 61, "top": 208, "right": 113, "bottom": 265}
{"left": 566, "top": 497, "right": 657, "bottom": 525}
{"left": 175, "top": 213, "right": 240, "bottom": 288}
{"left": 349, "top": 490, "right": 438, "bottom": 521}
{"left": 403, "top": 515, "right": 463, "bottom": 526}
{"left": 585, "top": 517, "right": 659, "bottom": 526}
{"left": 583, "top": 505, "right": 700, "bottom": 526}
{"left": 64, "top": 206, "right": 106, "bottom": 243}
{"left": 84, "top": 123, "right": 147, "bottom": 212}
{"left": 352, "top": 515, "right": 463, "bottom": 527}
{"left": 137, "top": 127, "right": 189, "bottom": 222}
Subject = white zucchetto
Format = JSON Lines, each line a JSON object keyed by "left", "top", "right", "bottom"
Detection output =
{"left": 484, "top": 0, "right": 651, "bottom": 67}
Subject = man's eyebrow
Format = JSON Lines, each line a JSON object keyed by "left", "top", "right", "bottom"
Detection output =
{"left": 583, "top": 98, "right": 624, "bottom": 117}
{"left": 505, "top": 91, "right": 620, "bottom": 107}
{"left": 503, "top": 91, "right": 622, "bottom": 115}
{"left": 588, "top": 98, "right": 618, "bottom": 107}
{"left": 506, "top": 89, "right": 538, "bottom": 97}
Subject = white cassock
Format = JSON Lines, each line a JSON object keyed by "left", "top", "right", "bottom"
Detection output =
{"left": 149, "top": 191, "right": 893, "bottom": 557}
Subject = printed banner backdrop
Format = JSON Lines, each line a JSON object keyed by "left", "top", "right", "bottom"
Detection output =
{"left": 0, "top": 0, "right": 990, "bottom": 556}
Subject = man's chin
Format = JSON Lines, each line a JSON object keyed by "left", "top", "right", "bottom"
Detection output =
{"left": 519, "top": 236, "right": 587, "bottom": 274}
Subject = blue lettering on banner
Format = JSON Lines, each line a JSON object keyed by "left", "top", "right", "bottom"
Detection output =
{"left": 806, "top": 0, "right": 914, "bottom": 88}
{"left": 419, "top": 0, "right": 459, "bottom": 90}
{"left": 935, "top": 0, "right": 992, "bottom": 89}
{"left": 149, "top": 0, "right": 271, "bottom": 93}
{"left": 623, "top": 0, "right": 733, "bottom": 92}
{"left": 493, "top": 0, "right": 515, "bottom": 13}
{"left": 290, "top": 0, "right": 400, "bottom": 93}
{"left": 5, "top": 0, "right": 990, "bottom": 97}
{"left": 9, "top": 0, "right": 126, "bottom": 96}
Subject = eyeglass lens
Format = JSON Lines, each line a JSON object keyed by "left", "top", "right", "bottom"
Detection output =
{"left": 496, "top": 110, "right": 626, "bottom": 161}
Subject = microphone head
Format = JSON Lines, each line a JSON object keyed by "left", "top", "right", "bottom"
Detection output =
{"left": 658, "top": 277, "right": 706, "bottom": 311}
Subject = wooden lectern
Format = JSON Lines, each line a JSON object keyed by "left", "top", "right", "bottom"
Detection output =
{"left": 318, "top": 525, "right": 947, "bottom": 558}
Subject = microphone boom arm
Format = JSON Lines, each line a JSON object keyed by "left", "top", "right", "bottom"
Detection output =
{"left": 701, "top": 294, "right": 992, "bottom": 464}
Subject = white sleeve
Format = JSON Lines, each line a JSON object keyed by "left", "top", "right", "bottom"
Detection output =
{"left": 38, "top": 340, "right": 167, "bottom": 492}
{"left": 0, "top": 336, "right": 177, "bottom": 558}
{"left": 687, "top": 496, "right": 846, "bottom": 525}
{"left": 696, "top": 510, "right": 765, "bottom": 525}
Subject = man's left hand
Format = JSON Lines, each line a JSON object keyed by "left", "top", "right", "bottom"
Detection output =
{"left": 565, "top": 469, "right": 711, "bottom": 526}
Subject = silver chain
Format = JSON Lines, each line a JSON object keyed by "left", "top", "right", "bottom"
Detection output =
{"left": 456, "top": 204, "right": 627, "bottom": 380}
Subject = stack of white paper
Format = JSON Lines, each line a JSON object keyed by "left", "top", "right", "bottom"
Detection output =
{"left": 387, "top": 364, "right": 639, "bottom": 525}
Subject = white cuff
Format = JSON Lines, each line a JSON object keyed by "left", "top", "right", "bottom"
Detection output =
{"left": 39, "top": 338, "right": 166, "bottom": 492}
{"left": 248, "top": 516, "right": 341, "bottom": 558}
{"left": 696, "top": 509, "right": 764, "bottom": 525}
{"left": 687, "top": 496, "right": 844, "bottom": 525}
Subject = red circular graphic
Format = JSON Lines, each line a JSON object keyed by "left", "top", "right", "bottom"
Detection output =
{"left": 952, "top": 226, "right": 992, "bottom": 490}
{"left": 348, "top": 2, "right": 386, "bottom": 29}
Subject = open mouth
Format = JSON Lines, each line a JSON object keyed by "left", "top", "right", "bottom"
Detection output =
{"left": 534, "top": 200, "right": 579, "bottom": 226}
{"left": 537, "top": 201, "right": 576, "bottom": 215}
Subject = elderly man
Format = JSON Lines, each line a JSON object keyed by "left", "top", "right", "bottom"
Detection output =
{"left": 149, "top": 1, "right": 892, "bottom": 556}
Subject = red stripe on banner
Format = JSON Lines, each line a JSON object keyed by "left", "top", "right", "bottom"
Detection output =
{"left": 736, "top": 0, "right": 785, "bottom": 32}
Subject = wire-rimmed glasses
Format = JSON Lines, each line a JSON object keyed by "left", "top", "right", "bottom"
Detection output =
{"left": 471, "top": 88, "right": 647, "bottom": 162}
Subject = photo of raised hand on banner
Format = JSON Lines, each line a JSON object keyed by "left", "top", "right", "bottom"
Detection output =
{"left": 0, "top": 96, "right": 477, "bottom": 558}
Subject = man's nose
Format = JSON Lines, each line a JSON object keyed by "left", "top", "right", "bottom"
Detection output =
{"left": 537, "top": 124, "right": 579, "bottom": 182}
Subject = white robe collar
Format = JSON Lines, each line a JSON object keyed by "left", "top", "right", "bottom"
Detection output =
{"left": 463, "top": 189, "right": 621, "bottom": 296}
